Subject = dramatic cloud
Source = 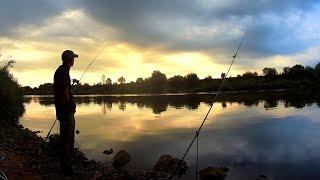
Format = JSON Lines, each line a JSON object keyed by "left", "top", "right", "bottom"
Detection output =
{"left": 0, "top": 0, "right": 319, "bottom": 86}
{"left": 77, "top": 0, "right": 320, "bottom": 55}
{"left": 0, "top": 0, "right": 67, "bottom": 36}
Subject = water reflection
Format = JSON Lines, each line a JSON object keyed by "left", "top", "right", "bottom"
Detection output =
{"left": 20, "top": 90, "right": 320, "bottom": 180}
{"left": 23, "top": 90, "right": 320, "bottom": 114}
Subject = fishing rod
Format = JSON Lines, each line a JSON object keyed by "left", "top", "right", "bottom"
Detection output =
{"left": 169, "top": 31, "right": 247, "bottom": 179}
{"left": 43, "top": 43, "right": 108, "bottom": 145}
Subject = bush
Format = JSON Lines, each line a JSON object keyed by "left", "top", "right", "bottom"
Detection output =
{"left": 0, "top": 61, "right": 25, "bottom": 124}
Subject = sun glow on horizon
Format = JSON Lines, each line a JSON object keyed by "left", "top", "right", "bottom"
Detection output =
{"left": 1, "top": 5, "right": 319, "bottom": 87}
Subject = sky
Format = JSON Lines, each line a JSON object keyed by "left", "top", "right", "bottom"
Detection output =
{"left": 0, "top": 0, "right": 320, "bottom": 87}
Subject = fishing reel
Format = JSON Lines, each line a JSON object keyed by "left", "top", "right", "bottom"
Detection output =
{"left": 72, "top": 79, "right": 80, "bottom": 85}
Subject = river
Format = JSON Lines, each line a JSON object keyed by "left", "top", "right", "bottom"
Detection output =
{"left": 20, "top": 90, "right": 320, "bottom": 179}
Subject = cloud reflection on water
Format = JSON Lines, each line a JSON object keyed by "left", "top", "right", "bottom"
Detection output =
{"left": 20, "top": 92, "right": 320, "bottom": 179}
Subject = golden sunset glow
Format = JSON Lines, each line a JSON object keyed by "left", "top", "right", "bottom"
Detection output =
{"left": 1, "top": 3, "right": 319, "bottom": 87}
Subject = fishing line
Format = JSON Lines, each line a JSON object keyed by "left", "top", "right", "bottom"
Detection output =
{"left": 0, "top": 152, "right": 8, "bottom": 180}
{"left": 196, "top": 131, "right": 199, "bottom": 180}
{"left": 73, "top": 44, "right": 108, "bottom": 136}
{"left": 78, "top": 44, "right": 108, "bottom": 83}
{"left": 0, "top": 170, "right": 8, "bottom": 180}
{"left": 169, "top": 31, "right": 247, "bottom": 179}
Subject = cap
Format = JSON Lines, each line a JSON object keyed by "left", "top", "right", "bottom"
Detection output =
{"left": 62, "top": 50, "right": 78, "bottom": 61}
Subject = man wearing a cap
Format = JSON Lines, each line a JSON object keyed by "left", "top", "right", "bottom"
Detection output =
{"left": 53, "top": 50, "right": 78, "bottom": 176}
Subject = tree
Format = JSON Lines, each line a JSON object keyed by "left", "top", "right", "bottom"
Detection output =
{"left": 283, "top": 67, "right": 291, "bottom": 75}
{"left": 0, "top": 47, "right": 14, "bottom": 72}
{"left": 221, "top": 73, "right": 226, "bottom": 79}
{"left": 283, "top": 64, "right": 319, "bottom": 80}
{"left": 242, "top": 71, "right": 258, "bottom": 77}
{"left": 21, "top": 86, "right": 33, "bottom": 95}
{"left": 316, "top": 62, "right": 320, "bottom": 70}
{"left": 106, "top": 78, "right": 112, "bottom": 85}
{"left": 117, "top": 76, "right": 125, "bottom": 84}
{"left": 185, "top": 73, "right": 199, "bottom": 89}
{"left": 136, "top": 77, "right": 144, "bottom": 83}
{"left": 315, "top": 62, "right": 320, "bottom": 75}
{"left": 0, "top": 53, "right": 24, "bottom": 122}
{"left": 291, "top": 64, "right": 304, "bottom": 73}
{"left": 205, "top": 75, "right": 212, "bottom": 80}
{"left": 168, "top": 75, "right": 185, "bottom": 92}
{"left": 304, "top": 66, "right": 318, "bottom": 80}
{"left": 37, "top": 83, "right": 53, "bottom": 95}
{"left": 149, "top": 70, "right": 167, "bottom": 93}
{"left": 0, "top": 58, "right": 15, "bottom": 72}
{"left": 288, "top": 64, "right": 305, "bottom": 79}
{"left": 262, "top": 67, "right": 277, "bottom": 76}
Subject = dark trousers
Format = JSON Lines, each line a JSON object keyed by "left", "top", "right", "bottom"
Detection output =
{"left": 58, "top": 113, "right": 75, "bottom": 172}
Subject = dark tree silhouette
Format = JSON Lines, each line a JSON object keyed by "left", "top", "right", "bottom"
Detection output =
{"left": 315, "top": 62, "right": 320, "bottom": 75}
{"left": 263, "top": 67, "right": 277, "bottom": 76}
{"left": 0, "top": 58, "right": 24, "bottom": 122}
{"left": 221, "top": 73, "right": 226, "bottom": 79}
{"left": 168, "top": 75, "right": 185, "bottom": 92}
{"left": 290, "top": 64, "right": 305, "bottom": 75}
{"left": 117, "top": 76, "right": 125, "bottom": 84}
{"left": 106, "top": 78, "right": 112, "bottom": 85}
{"left": 22, "top": 62, "right": 320, "bottom": 95}
{"left": 149, "top": 70, "right": 167, "bottom": 93}
{"left": 185, "top": 73, "right": 199, "bottom": 89}
{"left": 136, "top": 77, "right": 144, "bottom": 83}
{"left": 283, "top": 67, "right": 291, "bottom": 75}
{"left": 205, "top": 75, "right": 212, "bottom": 80}
{"left": 242, "top": 71, "right": 258, "bottom": 77}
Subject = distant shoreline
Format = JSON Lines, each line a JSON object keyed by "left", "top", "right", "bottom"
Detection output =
{"left": 22, "top": 88, "right": 292, "bottom": 97}
{"left": 21, "top": 64, "right": 320, "bottom": 95}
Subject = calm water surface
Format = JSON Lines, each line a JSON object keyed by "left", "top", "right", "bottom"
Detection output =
{"left": 20, "top": 91, "right": 320, "bottom": 179}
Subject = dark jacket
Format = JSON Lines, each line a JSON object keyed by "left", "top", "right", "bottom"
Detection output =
{"left": 53, "top": 64, "right": 76, "bottom": 118}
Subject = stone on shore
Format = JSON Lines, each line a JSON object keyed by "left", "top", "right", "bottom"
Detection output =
{"left": 256, "top": 174, "right": 269, "bottom": 180}
{"left": 103, "top": 149, "right": 114, "bottom": 155}
{"left": 112, "top": 150, "right": 131, "bottom": 169}
{"left": 199, "top": 167, "right": 229, "bottom": 180}
{"left": 153, "top": 154, "right": 188, "bottom": 177}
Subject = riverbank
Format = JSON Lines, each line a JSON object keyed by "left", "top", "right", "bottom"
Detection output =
{"left": 0, "top": 66, "right": 180, "bottom": 179}
{"left": 0, "top": 121, "right": 171, "bottom": 179}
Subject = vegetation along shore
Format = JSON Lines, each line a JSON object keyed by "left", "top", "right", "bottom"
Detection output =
{"left": 23, "top": 63, "right": 320, "bottom": 95}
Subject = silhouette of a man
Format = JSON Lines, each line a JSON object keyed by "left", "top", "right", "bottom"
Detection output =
{"left": 53, "top": 50, "right": 78, "bottom": 176}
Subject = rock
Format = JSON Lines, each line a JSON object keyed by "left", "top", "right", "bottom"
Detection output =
{"left": 144, "top": 170, "right": 169, "bottom": 179}
{"left": 101, "top": 162, "right": 117, "bottom": 175}
{"left": 153, "top": 155, "right": 188, "bottom": 177}
{"left": 112, "top": 150, "right": 131, "bottom": 169}
{"left": 103, "top": 149, "right": 114, "bottom": 155}
{"left": 73, "top": 149, "right": 88, "bottom": 161}
{"left": 199, "top": 167, "right": 229, "bottom": 180}
{"left": 92, "top": 170, "right": 103, "bottom": 179}
{"left": 259, "top": 174, "right": 268, "bottom": 178}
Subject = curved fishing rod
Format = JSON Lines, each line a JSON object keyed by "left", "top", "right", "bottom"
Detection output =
{"left": 169, "top": 31, "right": 247, "bottom": 179}
{"left": 43, "top": 43, "right": 108, "bottom": 144}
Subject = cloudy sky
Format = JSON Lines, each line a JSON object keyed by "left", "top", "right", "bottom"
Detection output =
{"left": 1, "top": 0, "right": 320, "bottom": 87}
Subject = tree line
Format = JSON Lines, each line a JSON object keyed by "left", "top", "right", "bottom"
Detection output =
{"left": 22, "top": 62, "right": 320, "bottom": 95}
